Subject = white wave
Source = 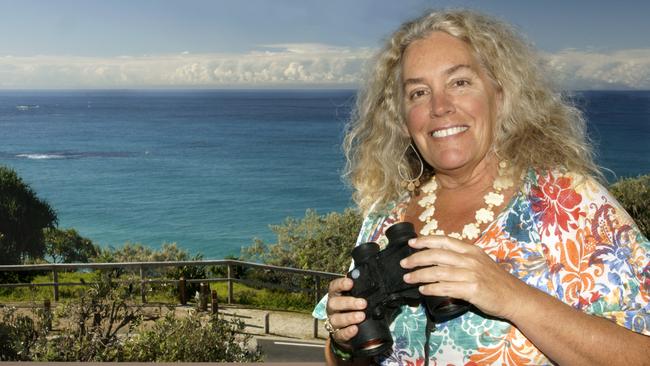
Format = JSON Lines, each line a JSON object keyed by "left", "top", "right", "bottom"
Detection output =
{"left": 16, "top": 105, "right": 40, "bottom": 111}
{"left": 16, "top": 153, "right": 65, "bottom": 160}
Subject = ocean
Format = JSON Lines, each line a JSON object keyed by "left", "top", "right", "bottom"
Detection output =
{"left": 0, "top": 89, "right": 648, "bottom": 258}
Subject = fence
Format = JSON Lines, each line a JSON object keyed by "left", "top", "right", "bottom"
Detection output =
{"left": 0, "top": 259, "right": 343, "bottom": 338}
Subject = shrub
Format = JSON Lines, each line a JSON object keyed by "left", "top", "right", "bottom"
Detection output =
{"left": 0, "top": 307, "right": 44, "bottom": 360}
{"left": 122, "top": 311, "right": 262, "bottom": 362}
{"left": 609, "top": 174, "right": 650, "bottom": 238}
{"left": 3, "top": 273, "right": 262, "bottom": 362}
{"left": 30, "top": 273, "right": 142, "bottom": 361}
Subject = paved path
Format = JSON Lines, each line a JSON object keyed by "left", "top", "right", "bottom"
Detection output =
{"left": 216, "top": 305, "right": 327, "bottom": 339}
{"left": 257, "top": 338, "right": 325, "bottom": 363}
{"left": 212, "top": 305, "right": 328, "bottom": 363}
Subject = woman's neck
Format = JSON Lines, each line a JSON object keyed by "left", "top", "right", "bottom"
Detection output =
{"left": 434, "top": 155, "right": 500, "bottom": 193}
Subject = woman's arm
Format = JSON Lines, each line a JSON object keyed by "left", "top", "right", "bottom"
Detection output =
{"left": 509, "top": 280, "right": 649, "bottom": 365}
{"left": 401, "top": 236, "right": 649, "bottom": 365}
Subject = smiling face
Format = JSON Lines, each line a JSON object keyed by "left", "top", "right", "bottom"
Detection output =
{"left": 402, "top": 31, "right": 502, "bottom": 177}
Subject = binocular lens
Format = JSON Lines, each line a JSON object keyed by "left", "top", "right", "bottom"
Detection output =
{"left": 360, "top": 338, "right": 386, "bottom": 351}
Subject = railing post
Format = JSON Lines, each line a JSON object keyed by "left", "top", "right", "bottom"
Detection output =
{"left": 264, "top": 312, "right": 270, "bottom": 334}
{"left": 43, "top": 299, "right": 52, "bottom": 331}
{"left": 179, "top": 277, "right": 187, "bottom": 305}
{"left": 52, "top": 268, "right": 59, "bottom": 302}
{"left": 211, "top": 290, "right": 219, "bottom": 314}
{"left": 313, "top": 275, "right": 321, "bottom": 338}
{"left": 199, "top": 283, "right": 208, "bottom": 311}
{"left": 140, "top": 265, "right": 146, "bottom": 303}
{"left": 314, "top": 275, "right": 321, "bottom": 305}
{"left": 227, "top": 264, "right": 233, "bottom": 304}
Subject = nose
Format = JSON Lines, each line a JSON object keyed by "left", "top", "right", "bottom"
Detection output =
{"left": 429, "top": 91, "right": 455, "bottom": 118}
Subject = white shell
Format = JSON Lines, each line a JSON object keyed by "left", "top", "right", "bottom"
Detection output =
{"left": 462, "top": 223, "right": 480, "bottom": 240}
{"left": 420, "top": 219, "right": 438, "bottom": 236}
{"left": 418, "top": 206, "right": 435, "bottom": 222}
{"left": 475, "top": 208, "right": 494, "bottom": 224}
{"left": 484, "top": 192, "right": 504, "bottom": 206}
{"left": 418, "top": 194, "right": 436, "bottom": 206}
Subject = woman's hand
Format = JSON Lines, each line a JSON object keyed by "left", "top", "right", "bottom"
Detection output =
{"left": 325, "top": 277, "right": 367, "bottom": 348}
{"left": 400, "top": 235, "right": 529, "bottom": 321}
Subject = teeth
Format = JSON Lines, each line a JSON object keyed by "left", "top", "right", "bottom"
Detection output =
{"left": 430, "top": 126, "right": 468, "bottom": 138}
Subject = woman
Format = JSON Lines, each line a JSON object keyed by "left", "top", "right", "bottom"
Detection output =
{"left": 313, "top": 9, "right": 649, "bottom": 366}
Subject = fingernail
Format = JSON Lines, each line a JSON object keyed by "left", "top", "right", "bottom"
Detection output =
{"left": 408, "top": 239, "right": 416, "bottom": 245}
{"left": 356, "top": 312, "right": 365, "bottom": 321}
{"left": 403, "top": 273, "right": 411, "bottom": 282}
{"left": 400, "top": 259, "right": 406, "bottom": 267}
{"left": 356, "top": 299, "right": 366, "bottom": 308}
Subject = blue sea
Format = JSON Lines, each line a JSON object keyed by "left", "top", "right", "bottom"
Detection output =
{"left": 0, "top": 90, "right": 649, "bottom": 258}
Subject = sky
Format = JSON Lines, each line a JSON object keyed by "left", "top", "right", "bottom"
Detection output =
{"left": 0, "top": 0, "right": 648, "bottom": 89}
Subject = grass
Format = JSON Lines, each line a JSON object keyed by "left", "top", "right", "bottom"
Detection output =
{"left": 0, "top": 270, "right": 315, "bottom": 312}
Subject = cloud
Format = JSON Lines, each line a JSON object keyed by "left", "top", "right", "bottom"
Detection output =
{"left": 543, "top": 49, "right": 650, "bottom": 90}
{"left": 0, "top": 45, "right": 648, "bottom": 89}
{"left": 0, "top": 44, "right": 373, "bottom": 88}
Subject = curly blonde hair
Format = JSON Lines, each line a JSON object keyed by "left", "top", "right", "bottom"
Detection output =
{"left": 343, "top": 9, "right": 600, "bottom": 214}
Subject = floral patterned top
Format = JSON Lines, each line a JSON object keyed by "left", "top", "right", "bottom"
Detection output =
{"left": 313, "top": 169, "right": 650, "bottom": 365}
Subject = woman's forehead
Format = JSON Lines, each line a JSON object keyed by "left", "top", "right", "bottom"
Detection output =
{"left": 402, "top": 32, "right": 481, "bottom": 77}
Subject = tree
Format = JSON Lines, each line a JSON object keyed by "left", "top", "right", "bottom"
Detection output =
{"left": 0, "top": 166, "right": 57, "bottom": 265}
{"left": 241, "top": 208, "right": 362, "bottom": 274}
{"left": 43, "top": 228, "right": 99, "bottom": 263}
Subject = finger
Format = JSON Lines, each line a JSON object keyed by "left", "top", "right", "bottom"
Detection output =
{"left": 400, "top": 247, "right": 468, "bottom": 269}
{"left": 332, "top": 324, "right": 360, "bottom": 344}
{"left": 417, "top": 280, "right": 473, "bottom": 300}
{"left": 327, "top": 296, "right": 367, "bottom": 313}
{"left": 408, "top": 236, "right": 472, "bottom": 252}
{"left": 404, "top": 265, "right": 474, "bottom": 285}
{"left": 328, "top": 277, "right": 353, "bottom": 296}
{"left": 328, "top": 310, "right": 366, "bottom": 331}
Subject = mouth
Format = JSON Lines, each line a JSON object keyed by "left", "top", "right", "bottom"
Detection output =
{"left": 430, "top": 125, "right": 468, "bottom": 138}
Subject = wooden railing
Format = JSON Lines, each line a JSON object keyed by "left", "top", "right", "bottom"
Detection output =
{"left": 0, "top": 260, "right": 343, "bottom": 338}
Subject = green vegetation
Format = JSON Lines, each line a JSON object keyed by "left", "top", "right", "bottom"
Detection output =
{"left": 44, "top": 227, "right": 99, "bottom": 263}
{"left": 0, "top": 269, "right": 313, "bottom": 312}
{"left": 0, "top": 274, "right": 261, "bottom": 361}
{"left": 609, "top": 174, "right": 650, "bottom": 238}
{"left": 241, "top": 208, "right": 362, "bottom": 274}
{"left": 0, "top": 166, "right": 57, "bottom": 285}
{"left": 121, "top": 310, "right": 261, "bottom": 362}
{"left": 96, "top": 242, "right": 208, "bottom": 302}
{"left": 0, "top": 271, "right": 92, "bottom": 302}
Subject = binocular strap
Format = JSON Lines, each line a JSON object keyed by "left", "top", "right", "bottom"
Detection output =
{"left": 423, "top": 317, "right": 436, "bottom": 366}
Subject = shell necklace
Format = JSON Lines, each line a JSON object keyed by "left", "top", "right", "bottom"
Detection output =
{"left": 417, "top": 161, "right": 514, "bottom": 240}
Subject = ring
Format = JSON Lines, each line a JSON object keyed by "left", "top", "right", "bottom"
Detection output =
{"left": 324, "top": 317, "right": 339, "bottom": 334}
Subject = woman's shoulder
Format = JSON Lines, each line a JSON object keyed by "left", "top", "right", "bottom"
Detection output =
{"left": 522, "top": 167, "right": 607, "bottom": 202}
{"left": 523, "top": 167, "right": 644, "bottom": 240}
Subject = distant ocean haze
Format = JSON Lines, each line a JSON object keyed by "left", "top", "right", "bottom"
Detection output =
{"left": 0, "top": 90, "right": 648, "bottom": 258}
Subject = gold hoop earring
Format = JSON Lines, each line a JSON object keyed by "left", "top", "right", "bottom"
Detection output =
{"left": 398, "top": 143, "right": 424, "bottom": 194}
